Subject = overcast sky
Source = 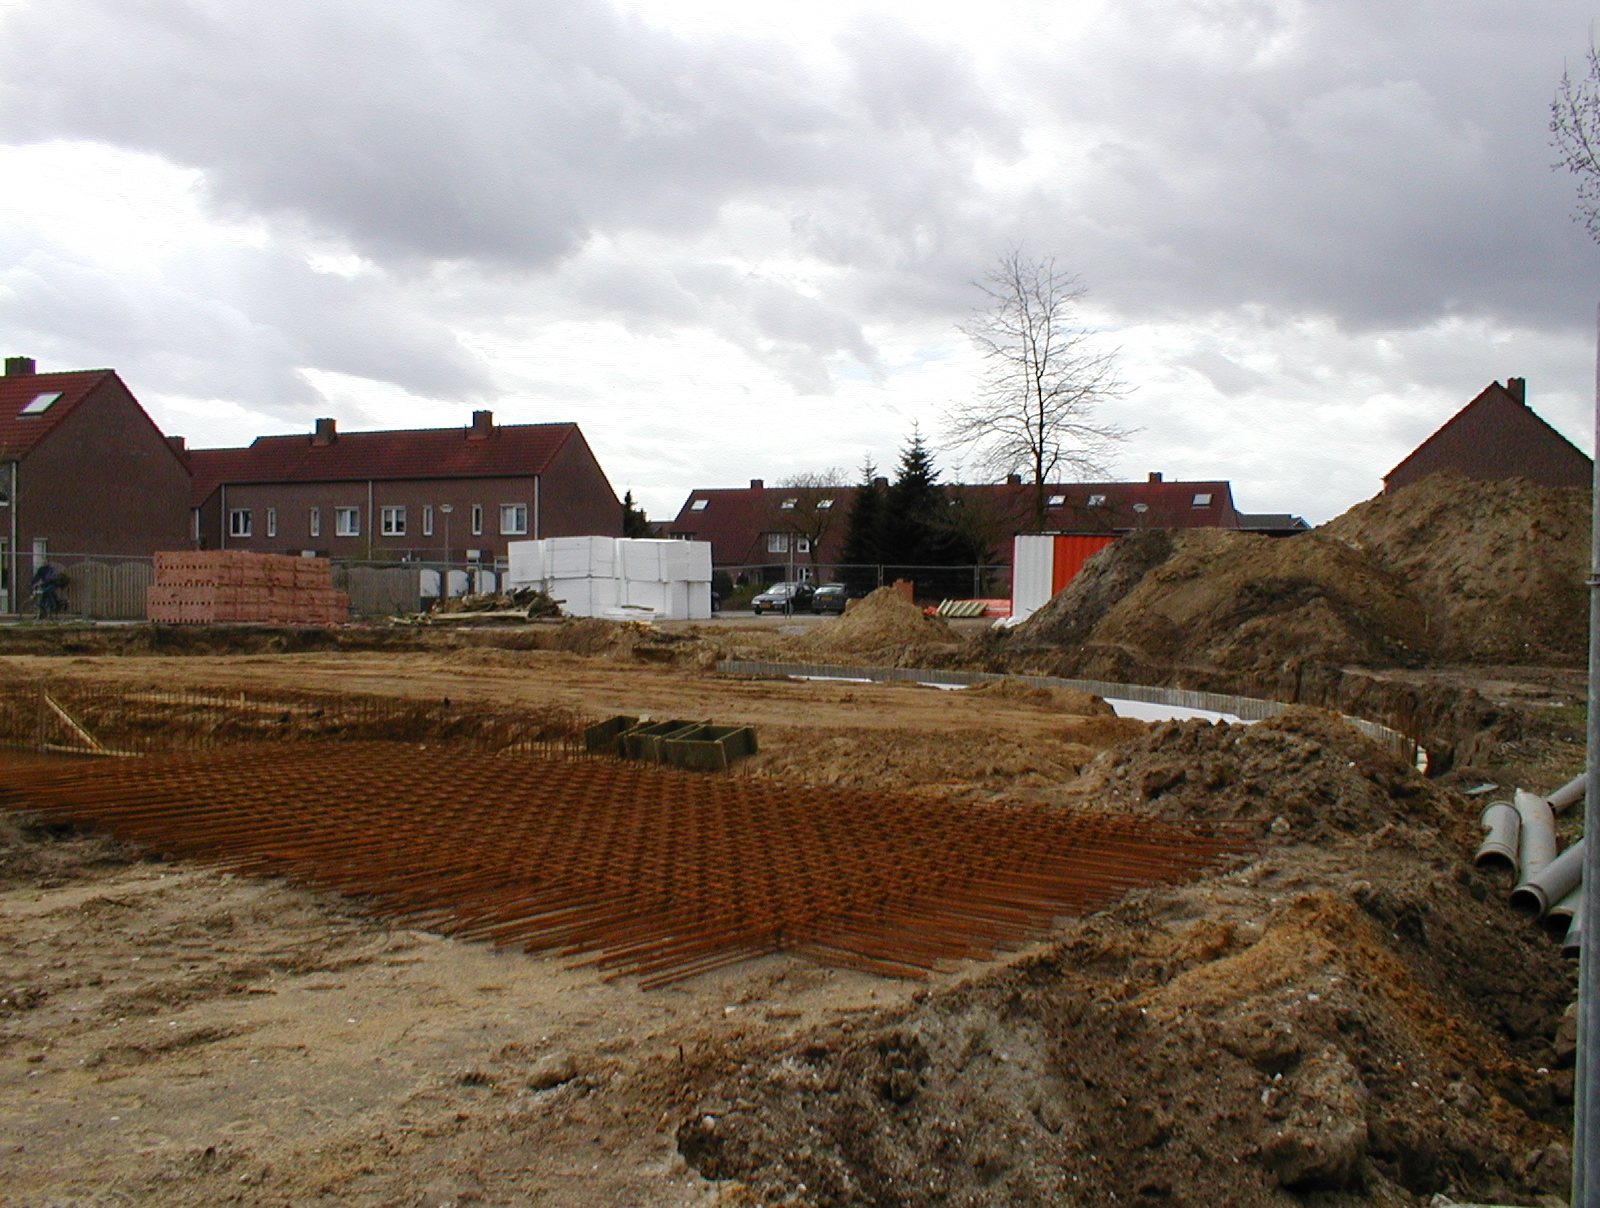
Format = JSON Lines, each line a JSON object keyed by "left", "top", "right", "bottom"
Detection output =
{"left": 2, "top": 0, "right": 1598, "bottom": 524}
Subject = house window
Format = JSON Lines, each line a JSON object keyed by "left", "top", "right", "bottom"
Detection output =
{"left": 780, "top": 498, "right": 797, "bottom": 510}
{"left": 1047, "top": 494, "right": 1067, "bottom": 507}
{"left": 500, "top": 504, "right": 528, "bottom": 535}
{"left": 690, "top": 499, "right": 709, "bottom": 511}
{"left": 265, "top": 508, "right": 277, "bottom": 538}
{"left": 309, "top": 507, "right": 321, "bottom": 538}
{"left": 18, "top": 392, "right": 61, "bottom": 416}
{"left": 1192, "top": 493, "right": 1213, "bottom": 507}
{"left": 381, "top": 506, "right": 406, "bottom": 536}
{"left": 817, "top": 498, "right": 834, "bottom": 509}
{"left": 1087, "top": 494, "right": 1106, "bottom": 507}
{"left": 422, "top": 505, "right": 434, "bottom": 537}
{"left": 470, "top": 505, "right": 483, "bottom": 536}
{"left": 229, "top": 509, "right": 252, "bottom": 538}
{"left": 767, "top": 532, "right": 789, "bottom": 554}
{"left": 797, "top": 538, "right": 811, "bottom": 554}
{"left": 336, "top": 507, "right": 360, "bottom": 537}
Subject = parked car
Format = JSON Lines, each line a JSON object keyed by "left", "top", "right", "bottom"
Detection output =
{"left": 751, "top": 582, "right": 815, "bottom": 614}
{"left": 810, "top": 583, "right": 851, "bottom": 614}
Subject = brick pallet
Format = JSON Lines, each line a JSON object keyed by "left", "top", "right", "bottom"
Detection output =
{"left": 147, "top": 552, "right": 348, "bottom": 625}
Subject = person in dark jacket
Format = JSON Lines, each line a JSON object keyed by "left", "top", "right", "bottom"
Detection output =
{"left": 30, "top": 563, "right": 64, "bottom": 620}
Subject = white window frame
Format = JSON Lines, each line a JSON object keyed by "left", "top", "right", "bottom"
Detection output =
{"left": 309, "top": 507, "right": 321, "bottom": 538}
{"left": 381, "top": 505, "right": 406, "bottom": 536}
{"left": 335, "top": 507, "right": 360, "bottom": 537}
{"left": 500, "top": 503, "right": 528, "bottom": 535}
{"left": 470, "top": 505, "right": 483, "bottom": 536}
{"left": 265, "top": 507, "right": 277, "bottom": 538}
{"left": 229, "top": 509, "right": 252, "bottom": 538}
{"left": 422, "top": 505, "right": 434, "bottom": 537}
{"left": 767, "top": 532, "right": 789, "bottom": 554}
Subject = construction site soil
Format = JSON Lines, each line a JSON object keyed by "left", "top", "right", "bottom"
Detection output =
{"left": 0, "top": 613, "right": 1584, "bottom": 1208}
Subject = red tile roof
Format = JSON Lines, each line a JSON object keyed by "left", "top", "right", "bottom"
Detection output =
{"left": 1383, "top": 380, "right": 1592, "bottom": 492}
{"left": 0, "top": 370, "right": 117, "bottom": 460}
{"left": 665, "top": 478, "right": 1244, "bottom": 566}
{"left": 188, "top": 421, "right": 579, "bottom": 506}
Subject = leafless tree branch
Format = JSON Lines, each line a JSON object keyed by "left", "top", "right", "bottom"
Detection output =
{"left": 1552, "top": 42, "right": 1600, "bottom": 243}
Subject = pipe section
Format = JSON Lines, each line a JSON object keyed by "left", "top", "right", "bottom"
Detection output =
{"left": 1550, "top": 885, "right": 1584, "bottom": 936}
{"left": 1567, "top": 888, "right": 1585, "bottom": 959}
{"left": 1474, "top": 801, "right": 1521, "bottom": 873}
{"left": 1514, "top": 790, "right": 1558, "bottom": 882}
{"left": 1513, "top": 838, "right": 1585, "bottom": 918}
{"left": 1551, "top": 772, "right": 1588, "bottom": 813}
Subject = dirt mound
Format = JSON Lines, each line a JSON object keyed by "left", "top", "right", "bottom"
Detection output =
{"left": 1071, "top": 529, "right": 1428, "bottom": 678}
{"left": 1010, "top": 528, "right": 1177, "bottom": 648}
{"left": 1072, "top": 707, "right": 1456, "bottom": 843}
{"left": 796, "top": 587, "right": 962, "bottom": 659}
{"left": 1321, "top": 470, "right": 1590, "bottom": 664}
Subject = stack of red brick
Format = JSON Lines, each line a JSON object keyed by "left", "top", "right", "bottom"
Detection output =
{"left": 147, "top": 552, "right": 350, "bottom": 625}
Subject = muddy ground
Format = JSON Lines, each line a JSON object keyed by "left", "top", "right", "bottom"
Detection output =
{"left": 0, "top": 621, "right": 1587, "bottom": 1207}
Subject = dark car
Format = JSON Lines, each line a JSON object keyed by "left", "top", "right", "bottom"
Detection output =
{"left": 810, "top": 583, "right": 851, "bottom": 614}
{"left": 751, "top": 582, "right": 814, "bottom": 614}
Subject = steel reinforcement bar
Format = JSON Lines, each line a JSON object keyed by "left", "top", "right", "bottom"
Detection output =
{"left": 0, "top": 741, "right": 1253, "bottom": 986}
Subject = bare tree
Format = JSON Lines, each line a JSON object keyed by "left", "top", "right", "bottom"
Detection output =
{"left": 947, "top": 252, "right": 1129, "bottom": 528}
{"left": 1553, "top": 44, "right": 1600, "bottom": 242}
{"left": 770, "top": 469, "right": 849, "bottom": 570}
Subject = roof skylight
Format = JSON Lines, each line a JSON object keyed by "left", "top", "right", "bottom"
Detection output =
{"left": 780, "top": 498, "right": 797, "bottom": 509}
{"left": 1087, "top": 494, "right": 1106, "bottom": 506}
{"left": 1192, "top": 493, "right": 1213, "bottom": 506}
{"left": 690, "top": 499, "right": 709, "bottom": 511}
{"left": 1047, "top": 494, "right": 1066, "bottom": 507}
{"left": 817, "top": 498, "right": 834, "bottom": 509}
{"left": 18, "top": 392, "right": 62, "bottom": 417}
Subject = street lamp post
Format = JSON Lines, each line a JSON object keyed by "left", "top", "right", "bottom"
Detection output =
{"left": 440, "top": 504, "right": 454, "bottom": 595}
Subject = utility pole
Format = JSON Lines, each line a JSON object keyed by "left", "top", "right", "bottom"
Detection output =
{"left": 1578, "top": 307, "right": 1600, "bottom": 1206}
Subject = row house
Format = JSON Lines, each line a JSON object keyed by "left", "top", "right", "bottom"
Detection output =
{"left": 188, "top": 411, "right": 622, "bottom": 562}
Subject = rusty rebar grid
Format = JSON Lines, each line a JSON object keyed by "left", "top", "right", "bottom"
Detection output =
{"left": 0, "top": 742, "right": 1254, "bottom": 986}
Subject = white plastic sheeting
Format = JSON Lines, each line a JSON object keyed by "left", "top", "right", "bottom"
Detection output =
{"left": 505, "top": 536, "right": 713, "bottom": 620}
{"left": 1011, "top": 534, "right": 1057, "bottom": 622}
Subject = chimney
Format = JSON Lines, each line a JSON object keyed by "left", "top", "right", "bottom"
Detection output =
{"left": 4, "top": 357, "right": 35, "bottom": 377}
{"left": 749, "top": 478, "right": 764, "bottom": 490}
{"left": 1507, "top": 377, "right": 1527, "bottom": 404}
{"left": 1006, "top": 473, "right": 1022, "bottom": 485}
{"left": 468, "top": 410, "right": 494, "bottom": 441}
{"left": 312, "top": 417, "right": 337, "bottom": 446}
{"left": 167, "top": 435, "right": 187, "bottom": 456}
{"left": 1148, "top": 472, "right": 1163, "bottom": 483}
{"left": 873, "top": 476, "right": 888, "bottom": 489}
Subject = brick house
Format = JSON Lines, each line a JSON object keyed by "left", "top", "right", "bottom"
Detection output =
{"left": 664, "top": 473, "right": 1304, "bottom": 579}
{"left": 0, "top": 357, "right": 193, "bottom": 610}
{"left": 188, "top": 412, "right": 622, "bottom": 563}
{"left": 1384, "top": 378, "right": 1592, "bottom": 492}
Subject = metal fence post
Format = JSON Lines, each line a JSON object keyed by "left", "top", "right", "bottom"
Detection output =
{"left": 1577, "top": 304, "right": 1600, "bottom": 1207}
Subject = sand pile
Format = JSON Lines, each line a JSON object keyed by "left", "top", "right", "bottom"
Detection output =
{"left": 1321, "top": 470, "right": 1589, "bottom": 664}
{"left": 1007, "top": 472, "right": 1588, "bottom": 677}
{"left": 796, "top": 587, "right": 962, "bottom": 660}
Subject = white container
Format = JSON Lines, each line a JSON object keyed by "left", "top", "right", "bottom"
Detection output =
{"left": 506, "top": 540, "right": 545, "bottom": 586}
{"left": 1011, "top": 534, "right": 1057, "bottom": 622}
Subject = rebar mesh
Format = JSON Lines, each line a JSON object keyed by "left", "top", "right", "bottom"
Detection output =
{"left": 0, "top": 742, "right": 1253, "bottom": 986}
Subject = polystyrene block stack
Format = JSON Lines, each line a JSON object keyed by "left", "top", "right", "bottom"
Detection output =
{"left": 506, "top": 540, "right": 544, "bottom": 586}
{"left": 545, "top": 577, "right": 618, "bottom": 617}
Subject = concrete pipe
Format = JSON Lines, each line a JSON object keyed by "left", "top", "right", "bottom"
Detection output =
{"left": 1514, "top": 789, "right": 1558, "bottom": 882}
{"left": 1549, "top": 771, "right": 1587, "bottom": 813}
{"left": 1547, "top": 885, "right": 1583, "bottom": 937}
{"left": 1474, "top": 801, "right": 1521, "bottom": 873}
{"left": 1563, "top": 890, "right": 1584, "bottom": 959}
{"left": 1512, "top": 838, "right": 1585, "bottom": 919}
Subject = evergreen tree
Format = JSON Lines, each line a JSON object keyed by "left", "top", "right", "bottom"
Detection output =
{"left": 621, "top": 491, "right": 651, "bottom": 538}
{"left": 840, "top": 460, "right": 884, "bottom": 594}
{"left": 881, "top": 428, "right": 959, "bottom": 566}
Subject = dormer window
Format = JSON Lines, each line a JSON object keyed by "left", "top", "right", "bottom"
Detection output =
{"left": 1192, "top": 493, "right": 1213, "bottom": 507}
{"left": 18, "top": 392, "right": 61, "bottom": 416}
{"left": 1087, "top": 494, "right": 1106, "bottom": 507}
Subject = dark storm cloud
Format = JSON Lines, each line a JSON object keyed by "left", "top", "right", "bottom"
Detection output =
{"left": 1018, "top": 0, "right": 1600, "bottom": 331}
